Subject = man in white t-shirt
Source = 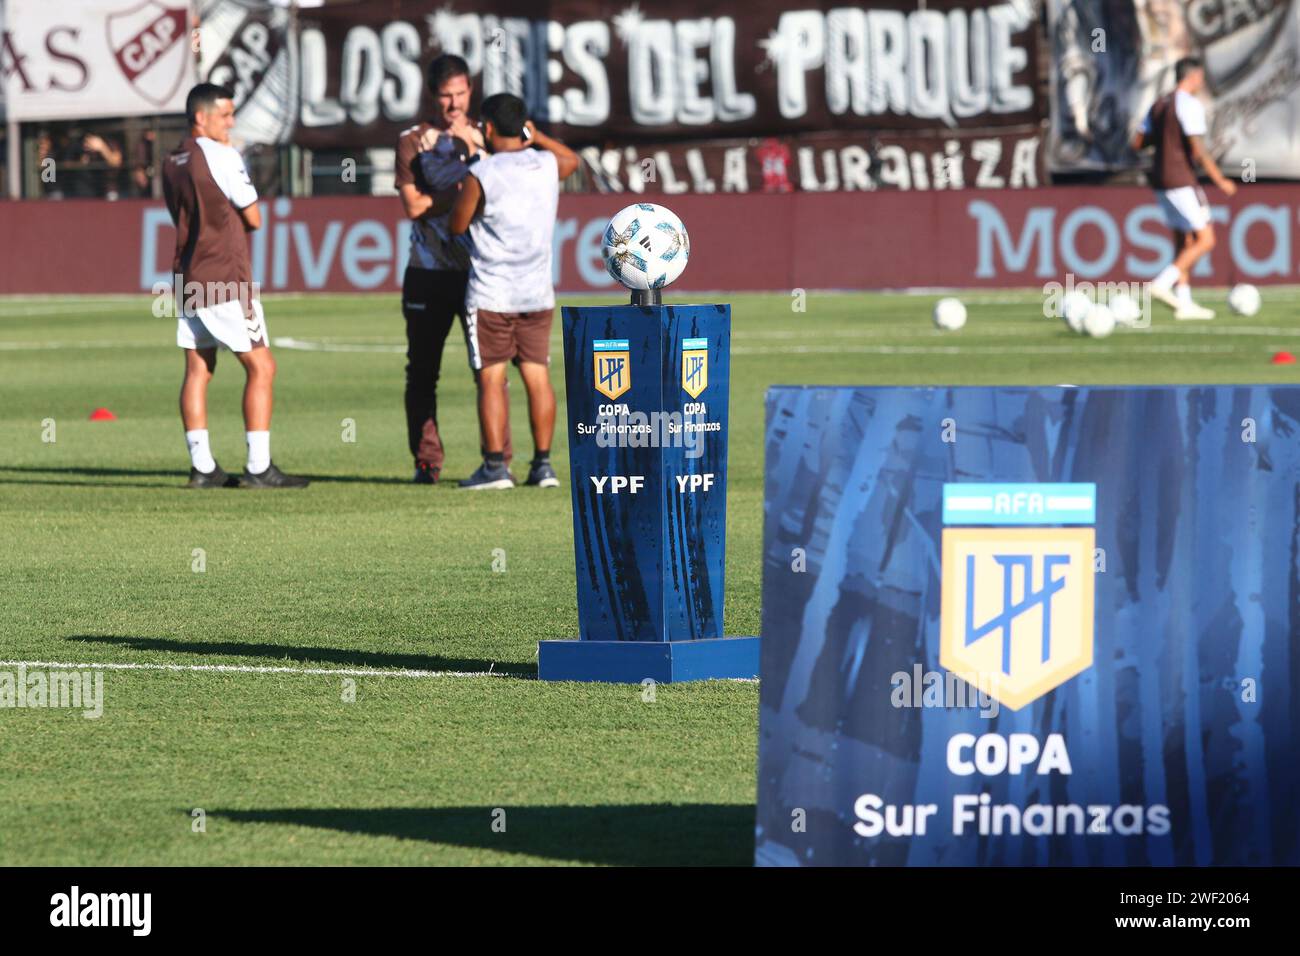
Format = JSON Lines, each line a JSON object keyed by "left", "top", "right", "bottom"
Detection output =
{"left": 449, "top": 93, "right": 579, "bottom": 490}
{"left": 1132, "top": 57, "right": 1238, "bottom": 321}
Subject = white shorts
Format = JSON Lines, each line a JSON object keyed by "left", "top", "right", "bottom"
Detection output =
{"left": 1156, "top": 186, "right": 1211, "bottom": 233}
{"left": 177, "top": 299, "right": 268, "bottom": 352}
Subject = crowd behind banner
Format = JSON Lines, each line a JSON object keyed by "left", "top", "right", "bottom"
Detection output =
{"left": 2, "top": 0, "right": 1297, "bottom": 199}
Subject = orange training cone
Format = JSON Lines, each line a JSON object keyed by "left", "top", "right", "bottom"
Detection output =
{"left": 1271, "top": 351, "right": 1296, "bottom": 365}
{"left": 89, "top": 407, "right": 117, "bottom": 421}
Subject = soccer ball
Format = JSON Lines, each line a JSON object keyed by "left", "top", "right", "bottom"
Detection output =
{"left": 1061, "top": 291, "right": 1092, "bottom": 333}
{"left": 1083, "top": 303, "right": 1116, "bottom": 339}
{"left": 1228, "top": 283, "right": 1261, "bottom": 317}
{"left": 933, "top": 297, "right": 967, "bottom": 331}
{"left": 1108, "top": 292, "right": 1142, "bottom": 327}
{"left": 601, "top": 203, "right": 690, "bottom": 290}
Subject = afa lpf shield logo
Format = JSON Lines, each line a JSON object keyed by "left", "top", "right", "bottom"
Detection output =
{"left": 682, "top": 337, "right": 708, "bottom": 399}
{"left": 940, "top": 483, "right": 1096, "bottom": 711}
{"left": 593, "top": 339, "right": 630, "bottom": 400}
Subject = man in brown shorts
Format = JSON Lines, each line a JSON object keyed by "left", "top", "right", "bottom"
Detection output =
{"left": 394, "top": 54, "right": 511, "bottom": 484}
{"left": 162, "top": 82, "right": 307, "bottom": 489}
{"left": 449, "top": 94, "right": 578, "bottom": 490}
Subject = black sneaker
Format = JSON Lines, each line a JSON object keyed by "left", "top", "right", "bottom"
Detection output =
{"left": 525, "top": 460, "right": 559, "bottom": 488}
{"left": 413, "top": 461, "right": 439, "bottom": 484}
{"left": 187, "top": 463, "right": 235, "bottom": 489}
{"left": 240, "top": 462, "right": 310, "bottom": 489}
{"left": 458, "top": 461, "right": 515, "bottom": 490}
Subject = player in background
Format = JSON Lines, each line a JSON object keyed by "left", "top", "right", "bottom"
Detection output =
{"left": 449, "top": 94, "right": 579, "bottom": 490}
{"left": 162, "top": 83, "right": 307, "bottom": 489}
{"left": 395, "top": 54, "right": 511, "bottom": 484}
{"left": 1132, "top": 57, "right": 1238, "bottom": 320}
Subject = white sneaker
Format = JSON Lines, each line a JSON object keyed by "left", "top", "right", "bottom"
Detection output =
{"left": 1150, "top": 284, "right": 1181, "bottom": 310}
{"left": 1174, "top": 302, "right": 1215, "bottom": 321}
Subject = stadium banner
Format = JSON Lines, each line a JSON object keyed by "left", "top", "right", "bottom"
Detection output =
{"left": 7, "top": 184, "right": 1300, "bottom": 294}
{"left": 580, "top": 128, "right": 1044, "bottom": 194}
{"left": 756, "top": 385, "right": 1300, "bottom": 866}
{"left": 0, "top": 0, "right": 195, "bottom": 121}
{"left": 1047, "top": 0, "right": 1300, "bottom": 179}
{"left": 196, "top": 0, "right": 1044, "bottom": 149}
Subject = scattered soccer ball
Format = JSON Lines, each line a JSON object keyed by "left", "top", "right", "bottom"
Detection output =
{"left": 601, "top": 203, "right": 690, "bottom": 290}
{"left": 1228, "top": 283, "right": 1261, "bottom": 317}
{"left": 1083, "top": 303, "right": 1116, "bottom": 339}
{"left": 1061, "top": 291, "right": 1092, "bottom": 334}
{"left": 932, "top": 297, "right": 967, "bottom": 331}
{"left": 1108, "top": 292, "right": 1142, "bottom": 328}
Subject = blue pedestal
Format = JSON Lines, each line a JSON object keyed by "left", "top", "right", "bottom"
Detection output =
{"left": 538, "top": 303, "right": 757, "bottom": 683}
{"left": 538, "top": 637, "right": 760, "bottom": 683}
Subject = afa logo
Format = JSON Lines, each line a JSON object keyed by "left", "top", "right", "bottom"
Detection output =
{"left": 682, "top": 337, "right": 708, "bottom": 399}
{"left": 939, "top": 483, "right": 1096, "bottom": 711}
{"left": 593, "top": 339, "right": 630, "bottom": 400}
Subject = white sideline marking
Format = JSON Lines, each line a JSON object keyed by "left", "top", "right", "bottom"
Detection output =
{"left": 0, "top": 340, "right": 126, "bottom": 351}
{"left": 731, "top": 343, "right": 1254, "bottom": 356}
{"left": 0, "top": 659, "right": 510, "bottom": 679}
{"left": 272, "top": 336, "right": 405, "bottom": 353}
{"left": 0, "top": 659, "right": 759, "bottom": 684}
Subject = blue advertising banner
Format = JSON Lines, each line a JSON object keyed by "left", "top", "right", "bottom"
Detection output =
{"left": 757, "top": 386, "right": 1300, "bottom": 866}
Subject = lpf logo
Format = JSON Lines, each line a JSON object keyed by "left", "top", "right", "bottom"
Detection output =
{"left": 939, "top": 483, "right": 1096, "bottom": 711}
{"left": 682, "top": 337, "right": 708, "bottom": 399}
{"left": 593, "top": 339, "right": 630, "bottom": 400}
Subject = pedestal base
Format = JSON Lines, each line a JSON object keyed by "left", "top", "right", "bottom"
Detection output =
{"left": 538, "top": 637, "right": 759, "bottom": 684}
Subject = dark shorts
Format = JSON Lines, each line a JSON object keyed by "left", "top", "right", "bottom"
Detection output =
{"left": 464, "top": 306, "right": 553, "bottom": 370}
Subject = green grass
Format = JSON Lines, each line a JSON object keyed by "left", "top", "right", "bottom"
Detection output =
{"left": 1, "top": 288, "right": 1297, "bottom": 865}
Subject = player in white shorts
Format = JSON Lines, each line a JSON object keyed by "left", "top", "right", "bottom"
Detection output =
{"left": 1132, "top": 57, "right": 1238, "bottom": 320}
{"left": 162, "top": 83, "right": 307, "bottom": 488}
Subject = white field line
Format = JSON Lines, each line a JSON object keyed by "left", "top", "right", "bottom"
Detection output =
{"left": 0, "top": 302, "right": 155, "bottom": 317}
{"left": 731, "top": 343, "right": 1263, "bottom": 356}
{"left": 0, "top": 658, "right": 760, "bottom": 684}
{"left": 0, "top": 340, "right": 130, "bottom": 351}
{"left": 733, "top": 326, "right": 1300, "bottom": 339}
{"left": 271, "top": 336, "right": 405, "bottom": 353}
{"left": 0, "top": 659, "right": 511, "bottom": 679}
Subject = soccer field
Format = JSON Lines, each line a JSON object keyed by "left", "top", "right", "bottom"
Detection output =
{"left": 2, "top": 289, "right": 1298, "bottom": 866}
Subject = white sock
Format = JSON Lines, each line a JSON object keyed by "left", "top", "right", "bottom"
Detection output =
{"left": 185, "top": 429, "right": 216, "bottom": 473}
{"left": 246, "top": 431, "right": 270, "bottom": 474}
{"left": 1177, "top": 283, "right": 1192, "bottom": 305}
{"left": 1154, "top": 265, "right": 1181, "bottom": 290}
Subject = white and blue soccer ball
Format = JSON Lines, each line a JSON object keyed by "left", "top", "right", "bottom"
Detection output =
{"left": 1061, "top": 290, "right": 1092, "bottom": 333}
{"left": 1228, "top": 283, "right": 1261, "bottom": 317}
{"left": 602, "top": 203, "right": 690, "bottom": 291}
{"left": 932, "top": 297, "right": 967, "bottom": 331}
{"left": 1108, "top": 292, "right": 1143, "bottom": 327}
{"left": 1083, "top": 302, "right": 1116, "bottom": 338}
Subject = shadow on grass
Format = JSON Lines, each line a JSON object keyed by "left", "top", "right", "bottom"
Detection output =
{"left": 0, "top": 477, "right": 176, "bottom": 490}
{"left": 0, "top": 465, "right": 411, "bottom": 486}
{"left": 211, "top": 804, "right": 755, "bottom": 866}
{"left": 68, "top": 634, "right": 536, "bottom": 678}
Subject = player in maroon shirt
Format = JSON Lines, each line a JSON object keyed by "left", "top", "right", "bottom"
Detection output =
{"left": 1132, "top": 58, "right": 1238, "bottom": 321}
{"left": 162, "top": 83, "right": 307, "bottom": 488}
